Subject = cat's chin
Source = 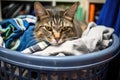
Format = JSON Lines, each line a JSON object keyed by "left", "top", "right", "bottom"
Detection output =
{"left": 51, "top": 43, "right": 62, "bottom": 46}
{"left": 48, "top": 39, "right": 64, "bottom": 46}
{"left": 50, "top": 41, "right": 64, "bottom": 46}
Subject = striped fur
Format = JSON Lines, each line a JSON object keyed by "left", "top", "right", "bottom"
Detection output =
{"left": 34, "top": 2, "right": 87, "bottom": 45}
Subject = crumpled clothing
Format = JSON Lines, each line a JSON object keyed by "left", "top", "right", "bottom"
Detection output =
{"left": 0, "top": 15, "right": 38, "bottom": 51}
{"left": 22, "top": 22, "right": 114, "bottom": 56}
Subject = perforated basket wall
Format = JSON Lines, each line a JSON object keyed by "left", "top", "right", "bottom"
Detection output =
{"left": 0, "top": 61, "right": 108, "bottom": 80}
{"left": 0, "top": 34, "right": 120, "bottom": 80}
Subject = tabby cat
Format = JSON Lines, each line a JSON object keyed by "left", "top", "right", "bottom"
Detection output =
{"left": 34, "top": 2, "right": 87, "bottom": 45}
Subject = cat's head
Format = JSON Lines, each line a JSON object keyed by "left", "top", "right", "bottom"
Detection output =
{"left": 34, "top": 2, "right": 82, "bottom": 45}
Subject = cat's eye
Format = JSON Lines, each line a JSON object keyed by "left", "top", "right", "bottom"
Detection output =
{"left": 45, "top": 26, "right": 52, "bottom": 31}
{"left": 61, "top": 27, "right": 68, "bottom": 31}
{"left": 61, "top": 27, "right": 72, "bottom": 32}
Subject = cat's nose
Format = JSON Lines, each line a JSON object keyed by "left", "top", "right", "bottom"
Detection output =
{"left": 54, "top": 32, "right": 60, "bottom": 42}
{"left": 55, "top": 37, "right": 60, "bottom": 42}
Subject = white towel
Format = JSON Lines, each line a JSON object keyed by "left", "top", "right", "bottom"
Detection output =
{"left": 22, "top": 22, "right": 114, "bottom": 56}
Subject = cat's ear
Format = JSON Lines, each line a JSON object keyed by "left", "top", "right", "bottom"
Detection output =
{"left": 34, "top": 2, "right": 49, "bottom": 20}
{"left": 63, "top": 2, "right": 79, "bottom": 20}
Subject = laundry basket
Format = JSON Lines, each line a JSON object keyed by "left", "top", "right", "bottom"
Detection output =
{"left": 0, "top": 34, "right": 119, "bottom": 80}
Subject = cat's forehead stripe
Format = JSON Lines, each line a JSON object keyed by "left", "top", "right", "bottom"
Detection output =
{"left": 58, "top": 18, "right": 61, "bottom": 24}
{"left": 59, "top": 20, "right": 63, "bottom": 27}
{"left": 49, "top": 21, "right": 52, "bottom": 26}
{"left": 52, "top": 21, "right": 55, "bottom": 27}
{"left": 53, "top": 18, "right": 57, "bottom": 24}
{"left": 51, "top": 18, "right": 62, "bottom": 27}
{"left": 45, "top": 17, "right": 72, "bottom": 27}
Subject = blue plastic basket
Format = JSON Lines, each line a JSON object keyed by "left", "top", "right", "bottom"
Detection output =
{"left": 0, "top": 34, "right": 120, "bottom": 80}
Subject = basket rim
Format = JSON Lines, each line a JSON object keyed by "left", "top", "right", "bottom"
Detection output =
{"left": 0, "top": 34, "right": 119, "bottom": 71}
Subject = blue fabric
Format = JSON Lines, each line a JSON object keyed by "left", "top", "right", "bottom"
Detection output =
{"left": 96, "top": 0, "right": 120, "bottom": 38}
{"left": 0, "top": 15, "right": 38, "bottom": 51}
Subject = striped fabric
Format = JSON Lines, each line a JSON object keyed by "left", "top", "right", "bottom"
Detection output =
{"left": 0, "top": 15, "right": 38, "bottom": 51}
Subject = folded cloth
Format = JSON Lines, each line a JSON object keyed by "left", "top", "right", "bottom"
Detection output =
{"left": 22, "top": 41, "right": 51, "bottom": 54}
{"left": 22, "top": 22, "right": 114, "bottom": 56}
{"left": 0, "top": 15, "right": 38, "bottom": 51}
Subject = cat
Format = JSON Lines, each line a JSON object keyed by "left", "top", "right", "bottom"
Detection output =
{"left": 34, "top": 2, "right": 87, "bottom": 45}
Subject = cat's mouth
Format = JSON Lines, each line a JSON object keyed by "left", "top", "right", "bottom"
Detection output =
{"left": 49, "top": 39, "right": 64, "bottom": 46}
{"left": 51, "top": 42, "right": 63, "bottom": 46}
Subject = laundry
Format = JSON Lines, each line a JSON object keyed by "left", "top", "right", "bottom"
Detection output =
{"left": 0, "top": 15, "right": 38, "bottom": 51}
{"left": 0, "top": 16, "right": 114, "bottom": 56}
{"left": 22, "top": 22, "right": 114, "bottom": 56}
